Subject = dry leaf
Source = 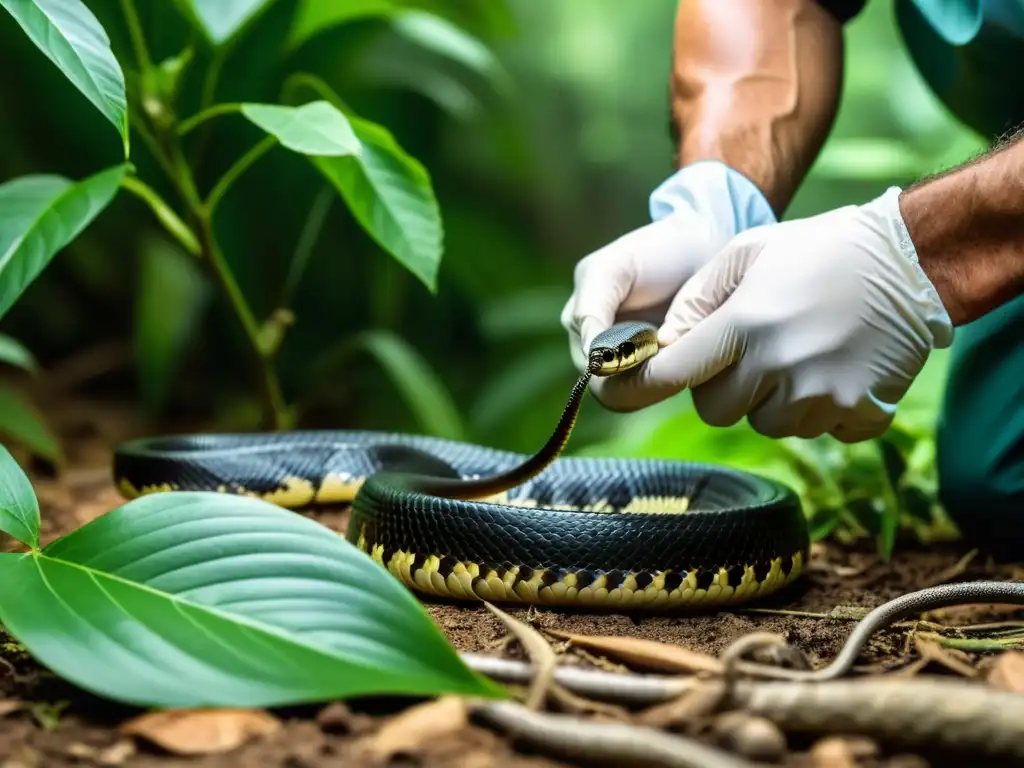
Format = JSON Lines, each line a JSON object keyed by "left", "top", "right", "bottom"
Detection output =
{"left": 0, "top": 700, "right": 25, "bottom": 718}
{"left": 987, "top": 651, "right": 1024, "bottom": 692}
{"left": 810, "top": 735, "right": 877, "bottom": 767}
{"left": 64, "top": 742, "right": 98, "bottom": 760}
{"left": 546, "top": 630, "right": 722, "bottom": 674}
{"left": 914, "top": 635, "right": 977, "bottom": 678}
{"left": 97, "top": 739, "right": 136, "bottom": 766}
{"left": 119, "top": 708, "right": 280, "bottom": 755}
{"left": 354, "top": 696, "right": 467, "bottom": 761}
{"left": 484, "top": 602, "right": 556, "bottom": 710}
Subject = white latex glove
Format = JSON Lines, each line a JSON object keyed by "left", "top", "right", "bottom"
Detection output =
{"left": 560, "top": 161, "right": 777, "bottom": 395}
{"left": 595, "top": 186, "right": 955, "bottom": 442}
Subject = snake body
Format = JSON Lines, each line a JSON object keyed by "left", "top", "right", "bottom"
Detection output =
{"left": 113, "top": 321, "right": 810, "bottom": 610}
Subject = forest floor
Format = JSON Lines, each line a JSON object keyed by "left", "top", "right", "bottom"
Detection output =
{"left": 2, "top": 392, "right": 1024, "bottom": 767}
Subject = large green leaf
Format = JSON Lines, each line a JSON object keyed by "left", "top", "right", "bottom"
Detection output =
{"left": 0, "top": 444, "right": 40, "bottom": 549}
{"left": 240, "top": 102, "right": 360, "bottom": 156}
{"left": 0, "top": 0, "right": 128, "bottom": 156}
{"left": 0, "top": 165, "right": 125, "bottom": 322}
{"left": 313, "top": 117, "right": 442, "bottom": 292}
{"left": 181, "top": 0, "right": 276, "bottom": 45}
{"left": 0, "top": 491, "right": 503, "bottom": 708}
{"left": 0, "top": 334, "right": 37, "bottom": 374}
{"left": 133, "top": 235, "right": 211, "bottom": 413}
{"left": 0, "top": 387, "right": 60, "bottom": 466}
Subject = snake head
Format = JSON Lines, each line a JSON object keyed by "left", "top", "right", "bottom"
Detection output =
{"left": 587, "top": 321, "right": 658, "bottom": 377}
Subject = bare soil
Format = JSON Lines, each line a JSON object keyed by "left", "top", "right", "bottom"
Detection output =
{"left": 2, "top": 393, "right": 1022, "bottom": 768}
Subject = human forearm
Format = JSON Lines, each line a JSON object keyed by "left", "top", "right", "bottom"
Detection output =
{"left": 670, "top": 0, "right": 845, "bottom": 216}
{"left": 902, "top": 134, "right": 1024, "bottom": 326}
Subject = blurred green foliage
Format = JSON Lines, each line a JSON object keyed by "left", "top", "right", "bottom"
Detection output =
{"left": 0, "top": 0, "right": 989, "bottom": 555}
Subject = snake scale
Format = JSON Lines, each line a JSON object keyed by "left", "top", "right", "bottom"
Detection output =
{"left": 113, "top": 321, "right": 809, "bottom": 610}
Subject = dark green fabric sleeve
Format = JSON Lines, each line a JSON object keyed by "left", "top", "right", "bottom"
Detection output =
{"left": 937, "top": 293, "right": 1024, "bottom": 557}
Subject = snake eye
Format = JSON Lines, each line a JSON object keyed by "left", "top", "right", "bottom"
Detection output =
{"left": 618, "top": 341, "right": 635, "bottom": 357}
{"left": 602, "top": 350, "right": 615, "bottom": 362}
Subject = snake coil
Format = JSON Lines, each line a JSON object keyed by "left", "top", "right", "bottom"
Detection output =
{"left": 113, "top": 321, "right": 810, "bottom": 610}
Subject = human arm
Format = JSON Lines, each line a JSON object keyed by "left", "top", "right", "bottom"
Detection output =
{"left": 901, "top": 133, "right": 1024, "bottom": 325}
{"left": 595, "top": 133, "right": 1024, "bottom": 441}
{"left": 670, "top": 0, "right": 848, "bottom": 216}
{"left": 561, "top": 0, "right": 854, "bottom": 377}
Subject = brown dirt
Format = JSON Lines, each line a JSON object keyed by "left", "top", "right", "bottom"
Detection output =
{"left": 2, "top": 395, "right": 1023, "bottom": 768}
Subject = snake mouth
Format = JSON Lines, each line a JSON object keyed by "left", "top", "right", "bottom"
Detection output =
{"left": 587, "top": 351, "right": 607, "bottom": 375}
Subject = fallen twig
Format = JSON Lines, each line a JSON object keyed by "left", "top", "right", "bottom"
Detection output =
{"left": 919, "top": 632, "right": 1024, "bottom": 652}
{"left": 728, "top": 676, "right": 1024, "bottom": 759}
{"left": 470, "top": 699, "right": 758, "bottom": 768}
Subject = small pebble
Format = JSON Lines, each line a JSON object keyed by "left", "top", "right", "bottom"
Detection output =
{"left": 711, "top": 711, "right": 787, "bottom": 762}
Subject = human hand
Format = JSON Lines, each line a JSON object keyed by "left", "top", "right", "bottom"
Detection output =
{"left": 560, "top": 161, "right": 776, "bottom": 386}
{"left": 594, "top": 186, "right": 955, "bottom": 442}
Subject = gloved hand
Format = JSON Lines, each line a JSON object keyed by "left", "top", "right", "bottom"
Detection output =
{"left": 560, "top": 161, "right": 777, "bottom": 393}
{"left": 594, "top": 186, "right": 955, "bottom": 442}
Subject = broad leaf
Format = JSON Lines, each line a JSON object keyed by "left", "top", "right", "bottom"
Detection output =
{"left": 0, "top": 443, "right": 40, "bottom": 549}
{"left": 0, "top": 334, "right": 37, "bottom": 373}
{"left": 287, "top": 0, "right": 393, "bottom": 49}
{"left": 313, "top": 117, "right": 442, "bottom": 292}
{"left": 134, "top": 235, "right": 211, "bottom": 413}
{"left": 0, "top": 165, "right": 126, "bottom": 321}
{"left": 241, "top": 102, "right": 360, "bottom": 156}
{"left": 0, "top": 0, "right": 128, "bottom": 156}
{"left": 181, "top": 0, "right": 276, "bottom": 45}
{"left": 0, "top": 387, "right": 61, "bottom": 467}
{"left": 0, "top": 492, "right": 503, "bottom": 708}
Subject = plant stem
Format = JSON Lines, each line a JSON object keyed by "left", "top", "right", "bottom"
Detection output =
{"left": 205, "top": 136, "right": 277, "bottom": 213}
{"left": 119, "top": 0, "right": 153, "bottom": 73}
{"left": 121, "top": 175, "right": 201, "bottom": 256}
{"left": 280, "top": 72, "right": 352, "bottom": 112}
{"left": 278, "top": 184, "right": 333, "bottom": 309}
{"left": 922, "top": 633, "right": 1024, "bottom": 652}
{"left": 200, "top": 227, "right": 286, "bottom": 428}
{"left": 178, "top": 103, "right": 243, "bottom": 136}
{"left": 163, "top": 130, "right": 286, "bottom": 428}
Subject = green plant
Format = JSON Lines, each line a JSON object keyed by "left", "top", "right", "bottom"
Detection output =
{"left": 0, "top": 444, "right": 503, "bottom": 707}
{"left": 0, "top": 0, "right": 507, "bottom": 450}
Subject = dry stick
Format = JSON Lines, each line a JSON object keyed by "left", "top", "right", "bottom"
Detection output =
{"left": 463, "top": 656, "right": 1024, "bottom": 759}
{"left": 470, "top": 700, "right": 758, "bottom": 768}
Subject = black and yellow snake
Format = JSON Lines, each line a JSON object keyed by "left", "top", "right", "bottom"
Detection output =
{"left": 113, "top": 321, "right": 810, "bottom": 609}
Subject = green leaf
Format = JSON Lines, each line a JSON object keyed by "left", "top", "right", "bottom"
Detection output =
{"left": 313, "top": 117, "right": 442, "bottom": 292}
{"left": 287, "top": 0, "right": 393, "bottom": 49}
{"left": 0, "top": 165, "right": 126, "bottom": 322}
{"left": 181, "top": 0, "right": 276, "bottom": 45}
{"left": 0, "top": 492, "right": 503, "bottom": 708}
{"left": 0, "top": 443, "right": 40, "bottom": 549}
{"left": 342, "top": 330, "right": 465, "bottom": 440}
{"left": 0, "top": 334, "right": 37, "bottom": 374}
{"left": 0, "top": 386, "right": 61, "bottom": 466}
{"left": 134, "top": 234, "right": 212, "bottom": 413}
{"left": 240, "top": 101, "right": 361, "bottom": 156}
{"left": 0, "top": 0, "right": 128, "bottom": 156}
{"left": 390, "top": 10, "right": 505, "bottom": 87}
